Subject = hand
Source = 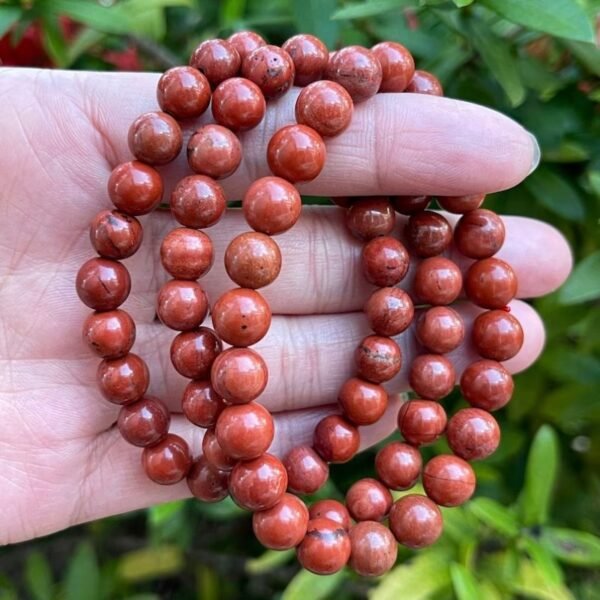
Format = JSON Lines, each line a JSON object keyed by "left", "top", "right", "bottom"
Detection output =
{"left": 0, "top": 68, "right": 571, "bottom": 545}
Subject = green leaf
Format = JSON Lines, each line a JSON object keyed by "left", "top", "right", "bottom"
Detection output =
{"left": 467, "top": 498, "right": 519, "bottom": 537}
{"left": 117, "top": 545, "right": 184, "bottom": 582}
{"left": 44, "top": 0, "right": 133, "bottom": 34}
{"left": 540, "top": 527, "right": 600, "bottom": 567}
{"left": 565, "top": 40, "right": 600, "bottom": 77}
{"left": 558, "top": 251, "right": 600, "bottom": 305}
{"left": 291, "top": 0, "right": 339, "bottom": 48}
{"left": 331, "top": 0, "right": 412, "bottom": 21}
{"left": 220, "top": 0, "right": 247, "bottom": 26}
{"left": 282, "top": 569, "right": 346, "bottom": 600}
{"left": 513, "top": 559, "right": 574, "bottom": 600}
{"left": 521, "top": 538, "right": 564, "bottom": 586}
{"left": 24, "top": 552, "right": 54, "bottom": 600}
{"left": 0, "top": 7, "right": 21, "bottom": 38}
{"left": 246, "top": 549, "right": 294, "bottom": 574}
{"left": 453, "top": 0, "right": 474, "bottom": 6}
{"left": 481, "top": 0, "right": 595, "bottom": 43}
{"left": 64, "top": 542, "right": 100, "bottom": 600}
{"left": 450, "top": 563, "right": 482, "bottom": 600}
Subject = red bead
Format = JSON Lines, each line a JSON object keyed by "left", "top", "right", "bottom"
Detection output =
{"left": 187, "top": 125, "right": 242, "bottom": 179}
{"left": 398, "top": 399, "right": 447, "bottom": 446}
{"left": 447, "top": 408, "right": 501, "bottom": 461}
{"left": 349, "top": 521, "right": 398, "bottom": 576}
{"left": 170, "top": 175, "right": 226, "bottom": 229}
{"left": 406, "top": 70, "right": 443, "bottom": 96}
{"left": 284, "top": 445, "right": 329, "bottom": 495}
{"left": 364, "top": 287, "right": 414, "bottom": 337}
{"left": 392, "top": 195, "right": 431, "bottom": 215}
{"left": 190, "top": 39, "right": 241, "bottom": 88}
{"left": 389, "top": 495, "right": 443, "bottom": 548}
{"left": 182, "top": 380, "right": 224, "bottom": 428}
{"left": 157, "top": 280, "right": 208, "bottom": 331}
{"left": 83, "top": 309, "right": 135, "bottom": 359}
{"left": 210, "top": 348, "right": 268, "bottom": 404}
{"left": 338, "top": 377, "right": 388, "bottom": 426}
{"left": 97, "top": 353, "right": 149, "bottom": 405}
{"left": 295, "top": 80, "right": 353, "bottom": 137}
{"left": 142, "top": 433, "right": 192, "bottom": 485}
{"left": 170, "top": 327, "right": 222, "bottom": 379}
{"left": 309, "top": 500, "right": 352, "bottom": 530}
{"left": 454, "top": 209, "right": 505, "bottom": 259}
{"left": 437, "top": 194, "right": 485, "bottom": 214}
{"left": 202, "top": 428, "right": 237, "bottom": 471}
{"left": 212, "top": 77, "right": 266, "bottom": 131}
{"left": 423, "top": 454, "right": 476, "bottom": 506}
{"left": 346, "top": 197, "right": 396, "bottom": 241}
{"left": 160, "top": 228, "right": 214, "bottom": 280}
{"left": 227, "top": 31, "right": 266, "bottom": 62}
{"left": 187, "top": 456, "right": 229, "bottom": 502}
{"left": 355, "top": 335, "right": 402, "bottom": 383}
{"left": 128, "top": 111, "right": 182, "bottom": 165}
{"left": 117, "top": 396, "right": 170, "bottom": 447}
{"left": 346, "top": 478, "right": 393, "bottom": 522}
{"left": 405, "top": 211, "right": 452, "bottom": 257}
{"left": 313, "top": 415, "right": 360, "bottom": 463}
{"left": 241, "top": 45, "right": 295, "bottom": 99}
{"left": 326, "top": 45, "right": 382, "bottom": 103}
{"left": 253, "top": 493, "right": 309, "bottom": 550}
{"left": 76, "top": 257, "right": 130, "bottom": 311}
{"left": 414, "top": 257, "right": 463, "bottom": 306}
{"left": 282, "top": 34, "right": 329, "bottom": 86}
{"left": 409, "top": 354, "right": 455, "bottom": 400}
{"left": 157, "top": 66, "right": 211, "bottom": 119}
{"left": 472, "top": 310, "right": 524, "bottom": 361}
{"left": 362, "top": 236, "right": 410, "bottom": 287}
{"left": 225, "top": 233, "right": 282, "bottom": 289}
{"left": 297, "top": 518, "right": 351, "bottom": 575}
{"left": 371, "top": 41, "right": 415, "bottom": 92}
{"left": 465, "top": 258, "right": 518, "bottom": 309}
{"left": 460, "top": 359, "right": 514, "bottom": 411}
{"left": 90, "top": 210, "right": 143, "bottom": 259}
{"left": 375, "top": 441, "right": 422, "bottom": 490}
{"left": 107, "top": 161, "right": 163, "bottom": 216}
{"left": 415, "top": 306, "right": 465, "bottom": 354}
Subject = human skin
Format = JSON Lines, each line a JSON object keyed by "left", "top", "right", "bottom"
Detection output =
{"left": 0, "top": 68, "right": 572, "bottom": 545}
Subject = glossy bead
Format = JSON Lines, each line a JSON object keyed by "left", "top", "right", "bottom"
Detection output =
{"left": 391, "top": 195, "right": 431, "bottom": 215}
{"left": 460, "top": 359, "right": 514, "bottom": 411}
{"left": 330, "top": 196, "right": 353, "bottom": 208}
{"left": 212, "top": 77, "right": 266, "bottom": 131}
{"left": 97, "top": 353, "right": 149, "bottom": 405}
{"left": 416, "top": 306, "right": 465, "bottom": 354}
{"left": 355, "top": 335, "right": 402, "bottom": 383}
{"left": 187, "top": 125, "right": 242, "bottom": 179}
{"left": 142, "top": 433, "right": 192, "bottom": 485}
{"left": 229, "top": 453, "right": 287, "bottom": 511}
{"left": 160, "top": 228, "right": 214, "bottom": 280}
{"left": 190, "top": 39, "right": 241, "bottom": 88}
{"left": 313, "top": 415, "right": 360, "bottom": 463}
{"left": 405, "top": 211, "right": 452, "bottom": 257}
{"left": 454, "top": 209, "right": 505, "bottom": 259}
{"left": 282, "top": 34, "right": 329, "bottom": 86}
{"left": 309, "top": 500, "right": 352, "bottom": 530}
{"left": 472, "top": 310, "right": 524, "bottom": 361}
{"left": 243, "top": 176, "right": 301, "bottom": 235}
{"left": 215, "top": 402, "right": 274, "bottom": 460}
{"left": 346, "top": 197, "right": 396, "bottom": 241}
{"left": 227, "top": 30, "right": 266, "bottom": 61}
{"left": 295, "top": 80, "right": 353, "bottom": 137}
{"left": 187, "top": 456, "right": 229, "bottom": 502}
{"left": 83, "top": 309, "right": 135, "bottom": 359}
{"left": 338, "top": 377, "right": 388, "bottom": 426}
{"left": 465, "top": 258, "right": 518, "bottom": 309}
{"left": 170, "top": 327, "right": 222, "bottom": 379}
{"left": 365, "top": 289, "right": 414, "bottom": 341}
{"left": 90, "top": 210, "right": 143, "bottom": 259}
{"left": 349, "top": 521, "right": 398, "bottom": 577}
{"left": 447, "top": 408, "right": 500, "bottom": 461}
{"left": 414, "top": 257, "right": 463, "bottom": 306}
{"left": 157, "top": 280, "right": 208, "bottom": 331}
{"left": 423, "top": 454, "right": 476, "bottom": 506}
{"left": 372, "top": 41, "right": 415, "bottom": 92}
{"left": 170, "top": 175, "right": 226, "bottom": 229}
{"left": 202, "top": 428, "right": 237, "bottom": 471}
{"left": 241, "top": 44, "right": 295, "bottom": 99}
{"left": 76, "top": 257, "right": 130, "bottom": 311}
{"left": 326, "top": 45, "right": 382, "bottom": 103}
{"left": 157, "top": 66, "right": 211, "bottom": 119}
{"left": 182, "top": 380, "right": 224, "bottom": 428}
{"left": 283, "top": 445, "right": 329, "bottom": 495}
{"left": 225, "top": 232, "right": 281, "bottom": 289}
{"left": 117, "top": 396, "right": 170, "bottom": 447}
{"left": 437, "top": 193, "right": 485, "bottom": 214}
{"left": 375, "top": 441, "right": 422, "bottom": 490}
{"left": 108, "top": 161, "right": 163, "bottom": 216}
{"left": 267, "top": 124, "right": 326, "bottom": 183}
{"left": 389, "top": 495, "right": 443, "bottom": 548}
{"left": 398, "top": 399, "right": 447, "bottom": 446}
{"left": 210, "top": 348, "right": 268, "bottom": 404}
{"left": 297, "top": 518, "right": 351, "bottom": 575}
{"left": 409, "top": 354, "right": 456, "bottom": 400}
{"left": 253, "top": 493, "right": 309, "bottom": 550}
{"left": 362, "top": 236, "right": 410, "bottom": 287}
{"left": 128, "top": 111, "right": 182, "bottom": 165}
{"left": 346, "top": 478, "right": 393, "bottom": 522}
{"left": 406, "top": 70, "right": 443, "bottom": 96}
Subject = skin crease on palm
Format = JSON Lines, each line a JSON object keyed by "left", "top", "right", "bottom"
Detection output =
{"left": 0, "top": 67, "right": 573, "bottom": 545}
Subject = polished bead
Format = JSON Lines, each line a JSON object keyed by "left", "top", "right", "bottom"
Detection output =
{"left": 447, "top": 408, "right": 500, "bottom": 461}
{"left": 415, "top": 306, "right": 465, "bottom": 354}
{"left": 330, "top": 196, "right": 354, "bottom": 208}
{"left": 391, "top": 195, "right": 431, "bottom": 215}
{"left": 349, "top": 521, "right": 398, "bottom": 577}
{"left": 338, "top": 377, "right": 388, "bottom": 426}
{"left": 372, "top": 41, "right": 415, "bottom": 92}
{"left": 388, "top": 495, "right": 443, "bottom": 548}
{"left": 157, "top": 66, "right": 211, "bottom": 119}
{"left": 187, "top": 125, "right": 242, "bottom": 179}
{"left": 181, "top": 380, "right": 224, "bottom": 428}
{"left": 326, "top": 45, "right": 382, "bottom": 103}
{"left": 465, "top": 258, "right": 517, "bottom": 309}
{"left": 346, "top": 478, "right": 393, "bottom": 522}
{"left": 227, "top": 30, "right": 266, "bottom": 61}
{"left": 212, "top": 77, "right": 266, "bottom": 131}
{"left": 355, "top": 335, "right": 402, "bottom": 383}
{"left": 406, "top": 70, "right": 443, "bottom": 96}
{"left": 210, "top": 347, "right": 268, "bottom": 404}
{"left": 108, "top": 161, "right": 163, "bottom": 216}
{"left": 409, "top": 354, "right": 455, "bottom": 400}
{"left": 76, "top": 257, "right": 130, "bottom": 311}
{"left": 364, "top": 287, "right": 414, "bottom": 337}
{"left": 284, "top": 445, "right": 329, "bottom": 495}
{"left": 398, "top": 399, "right": 447, "bottom": 446}
{"left": 128, "top": 111, "right": 182, "bottom": 165}
{"left": 454, "top": 209, "right": 505, "bottom": 259}
{"left": 375, "top": 441, "right": 422, "bottom": 490}
{"left": 472, "top": 310, "right": 524, "bottom": 361}
{"left": 190, "top": 39, "right": 241, "bottom": 88}
{"left": 97, "top": 353, "right": 149, "bottom": 405}
{"left": 90, "top": 210, "right": 143, "bottom": 259}
{"left": 142, "top": 433, "right": 192, "bottom": 485}
{"left": 160, "top": 228, "right": 214, "bottom": 280}
{"left": 297, "top": 518, "right": 351, "bottom": 575}
{"left": 202, "top": 428, "right": 237, "bottom": 471}
{"left": 362, "top": 236, "right": 410, "bottom": 287}
{"left": 309, "top": 500, "right": 352, "bottom": 530}
{"left": 414, "top": 257, "right": 463, "bottom": 306}
{"left": 241, "top": 44, "right": 295, "bottom": 99}
{"left": 423, "top": 454, "right": 476, "bottom": 506}
{"left": 405, "top": 211, "right": 452, "bottom": 257}
{"left": 460, "top": 359, "right": 514, "bottom": 411}
{"left": 170, "top": 175, "right": 226, "bottom": 229}
{"left": 117, "top": 396, "right": 170, "bottom": 447}
{"left": 437, "top": 193, "right": 485, "bottom": 214}
{"left": 157, "top": 280, "right": 208, "bottom": 331}
{"left": 346, "top": 197, "right": 396, "bottom": 241}
{"left": 295, "top": 80, "right": 353, "bottom": 137}
{"left": 225, "top": 232, "right": 281, "bottom": 289}
{"left": 253, "top": 493, "right": 309, "bottom": 550}
{"left": 170, "top": 327, "right": 222, "bottom": 379}
{"left": 83, "top": 309, "right": 135, "bottom": 359}
{"left": 282, "top": 34, "right": 329, "bottom": 86}
{"left": 187, "top": 456, "right": 229, "bottom": 502}
{"left": 313, "top": 415, "right": 360, "bottom": 463}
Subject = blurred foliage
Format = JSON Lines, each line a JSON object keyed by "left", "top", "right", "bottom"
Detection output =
{"left": 1, "top": 0, "right": 600, "bottom": 598}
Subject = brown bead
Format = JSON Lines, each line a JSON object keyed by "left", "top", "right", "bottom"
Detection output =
{"left": 364, "top": 287, "right": 414, "bottom": 337}
{"left": 170, "top": 175, "right": 227, "bottom": 229}
{"left": 187, "top": 456, "right": 229, "bottom": 502}
{"left": 190, "top": 39, "right": 241, "bottom": 88}
{"left": 398, "top": 399, "right": 447, "bottom": 446}
{"left": 182, "top": 380, "right": 224, "bottom": 428}
{"left": 157, "top": 280, "right": 208, "bottom": 331}
{"left": 157, "top": 66, "right": 211, "bottom": 120}
{"left": 83, "top": 309, "right": 135, "bottom": 359}
{"left": 389, "top": 495, "right": 443, "bottom": 548}
{"left": 202, "top": 428, "right": 237, "bottom": 471}
{"left": 142, "top": 433, "right": 192, "bottom": 485}
{"left": 227, "top": 30, "right": 266, "bottom": 62}
{"left": 423, "top": 454, "right": 476, "bottom": 506}
{"left": 160, "top": 228, "right": 214, "bottom": 280}
{"left": 326, "top": 45, "right": 382, "bottom": 103}
{"left": 409, "top": 354, "right": 455, "bottom": 400}
{"left": 283, "top": 445, "right": 329, "bottom": 495}
{"left": 212, "top": 77, "right": 266, "bottom": 131}
{"left": 349, "top": 521, "right": 398, "bottom": 577}
{"left": 128, "top": 111, "right": 182, "bottom": 165}
{"left": 362, "top": 236, "right": 410, "bottom": 287}
{"left": 309, "top": 500, "right": 352, "bottom": 530}
{"left": 391, "top": 195, "right": 431, "bottom": 215}
{"left": 210, "top": 348, "right": 268, "bottom": 404}
{"left": 90, "top": 210, "right": 143, "bottom": 259}
{"left": 108, "top": 161, "right": 163, "bottom": 216}
{"left": 170, "top": 327, "right": 222, "bottom": 379}
{"left": 241, "top": 45, "right": 295, "bottom": 99}
{"left": 117, "top": 396, "right": 170, "bottom": 447}
{"left": 76, "top": 257, "right": 130, "bottom": 311}
{"left": 229, "top": 453, "right": 287, "bottom": 511}
{"left": 215, "top": 402, "right": 274, "bottom": 460}
{"left": 437, "top": 193, "right": 485, "bottom": 214}
{"left": 405, "top": 211, "right": 452, "bottom": 257}
{"left": 243, "top": 176, "right": 301, "bottom": 235}
{"left": 267, "top": 124, "right": 326, "bottom": 183}
{"left": 225, "top": 232, "right": 281, "bottom": 289}
{"left": 338, "top": 377, "right": 388, "bottom": 426}
{"left": 465, "top": 258, "right": 517, "bottom": 309}
{"left": 414, "top": 257, "right": 463, "bottom": 306}
{"left": 212, "top": 288, "right": 271, "bottom": 347}
{"left": 454, "top": 209, "right": 505, "bottom": 259}
{"left": 372, "top": 41, "right": 415, "bottom": 92}
{"left": 313, "top": 415, "right": 360, "bottom": 463}
{"left": 253, "top": 493, "right": 309, "bottom": 550}
{"left": 460, "top": 359, "right": 514, "bottom": 411}
{"left": 295, "top": 80, "right": 353, "bottom": 137}
{"left": 375, "top": 441, "right": 422, "bottom": 490}
{"left": 447, "top": 408, "right": 500, "bottom": 461}
{"left": 282, "top": 34, "right": 329, "bottom": 86}
{"left": 187, "top": 125, "right": 242, "bottom": 179}
{"left": 346, "top": 478, "right": 393, "bottom": 522}
{"left": 297, "top": 518, "right": 351, "bottom": 575}
{"left": 330, "top": 196, "right": 353, "bottom": 208}
{"left": 346, "top": 197, "right": 396, "bottom": 241}
{"left": 416, "top": 306, "right": 465, "bottom": 354}
{"left": 97, "top": 353, "right": 149, "bottom": 405}
{"left": 355, "top": 335, "right": 402, "bottom": 383}
{"left": 473, "top": 310, "right": 524, "bottom": 362}
{"left": 406, "top": 70, "right": 443, "bottom": 96}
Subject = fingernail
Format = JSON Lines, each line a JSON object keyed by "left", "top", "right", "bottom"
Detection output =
{"left": 528, "top": 132, "right": 541, "bottom": 175}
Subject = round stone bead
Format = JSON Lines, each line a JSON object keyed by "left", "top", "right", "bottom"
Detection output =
{"left": 243, "top": 176, "right": 301, "bottom": 235}
{"left": 309, "top": 500, "right": 352, "bottom": 530}
{"left": 282, "top": 34, "right": 329, "bottom": 86}
{"left": 460, "top": 359, "right": 514, "bottom": 411}
{"left": 182, "top": 380, "right": 224, "bottom": 428}
{"left": 326, "top": 45, "right": 382, "bottom": 103}
{"left": 297, "top": 518, "right": 351, "bottom": 575}
{"left": 160, "top": 228, "right": 213, "bottom": 280}
{"left": 187, "top": 125, "right": 242, "bottom": 179}
{"left": 415, "top": 306, "right": 465, "bottom": 354}
{"left": 330, "top": 197, "right": 353, "bottom": 208}
{"left": 454, "top": 209, "right": 505, "bottom": 259}
{"left": 472, "top": 310, "right": 524, "bottom": 361}
{"left": 405, "top": 211, "right": 452, "bottom": 257}
{"left": 157, "top": 280, "right": 208, "bottom": 331}
{"left": 117, "top": 396, "right": 170, "bottom": 447}
{"left": 227, "top": 30, "right": 266, "bottom": 61}
{"left": 229, "top": 453, "right": 288, "bottom": 511}
{"left": 447, "top": 408, "right": 501, "bottom": 461}
{"left": 283, "top": 445, "right": 329, "bottom": 495}
{"left": 253, "top": 493, "right": 309, "bottom": 550}
{"left": 392, "top": 195, "right": 431, "bottom": 215}
{"left": 346, "top": 478, "right": 393, "bottom": 522}
{"left": 338, "top": 377, "right": 388, "bottom": 426}
{"left": 465, "top": 258, "right": 518, "bottom": 309}
{"left": 187, "top": 456, "right": 229, "bottom": 502}
{"left": 346, "top": 197, "right": 396, "bottom": 241}
{"left": 423, "top": 454, "right": 476, "bottom": 507}
{"left": 97, "top": 353, "right": 149, "bottom": 405}
{"left": 375, "top": 441, "right": 422, "bottom": 490}
{"left": 409, "top": 354, "right": 456, "bottom": 400}
{"left": 170, "top": 327, "right": 222, "bottom": 379}
{"left": 190, "top": 39, "right": 241, "bottom": 88}
{"left": 76, "top": 257, "right": 131, "bottom": 311}
{"left": 313, "top": 415, "right": 360, "bottom": 463}
{"left": 388, "top": 495, "right": 443, "bottom": 548}
{"left": 372, "top": 41, "right": 415, "bottom": 92}
{"left": 398, "top": 399, "right": 447, "bottom": 446}
{"left": 349, "top": 521, "right": 398, "bottom": 577}
{"left": 414, "top": 257, "right": 463, "bottom": 306}
{"left": 210, "top": 347, "right": 268, "bottom": 404}
{"left": 142, "top": 433, "right": 192, "bottom": 485}
{"left": 83, "top": 309, "right": 135, "bottom": 359}
{"left": 157, "top": 66, "right": 211, "bottom": 120}
{"left": 212, "top": 77, "right": 266, "bottom": 131}
{"left": 202, "top": 428, "right": 237, "bottom": 471}
{"left": 364, "top": 287, "right": 414, "bottom": 337}
{"left": 241, "top": 44, "right": 295, "bottom": 99}
{"left": 406, "top": 70, "right": 443, "bottom": 96}
{"left": 225, "top": 232, "right": 281, "bottom": 289}
{"left": 170, "top": 175, "right": 226, "bottom": 229}
{"left": 128, "top": 111, "right": 182, "bottom": 165}
{"left": 355, "top": 335, "right": 402, "bottom": 383}
{"left": 215, "top": 402, "right": 274, "bottom": 460}
{"left": 362, "top": 236, "right": 410, "bottom": 287}
{"left": 108, "top": 161, "right": 163, "bottom": 216}
{"left": 90, "top": 210, "right": 143, "bottom": 259}
{"left": 295, "top": 80, "right": 353, "bottom": 137}
{"left": 267, "top": 124, "right": 326, "bottom": 183}
{"left": 437, "top": 193, "right": 485, "bottom": 214}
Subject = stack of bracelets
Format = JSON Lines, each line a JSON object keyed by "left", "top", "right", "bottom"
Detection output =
{"left": 76, "top": 32, "right": 523, "bottom": 577}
